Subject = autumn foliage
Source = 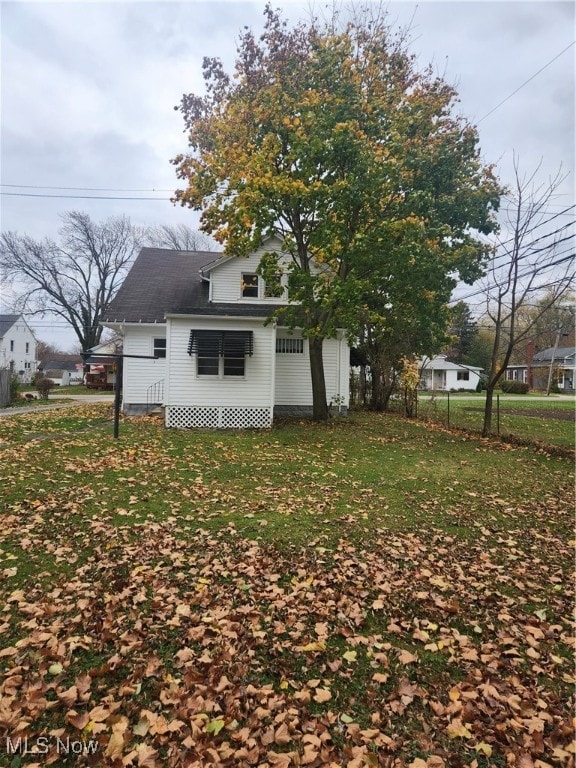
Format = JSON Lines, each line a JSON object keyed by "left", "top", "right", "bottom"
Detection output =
{"left": 172, "top": 6, "right": 502, "bottom": 420}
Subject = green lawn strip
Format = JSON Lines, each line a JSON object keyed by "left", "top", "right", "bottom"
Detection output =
{"left": 415, "top": 394, "right": 575, "bottom": 447}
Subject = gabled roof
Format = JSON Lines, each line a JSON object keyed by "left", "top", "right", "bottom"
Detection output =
{"left": 103, "top": 247, "right": 285, "bottom": 324}
{"left": 40, "top": 360, "right": 80, "bottom": 372}
{"left": 533, "top": 346, "right": 575, "bottom": 363}
{"left": 420, "top": 355, "right": 482, "bottom": 372}
{"left": 0, "top": 314, "right": 21, "bottom": 338}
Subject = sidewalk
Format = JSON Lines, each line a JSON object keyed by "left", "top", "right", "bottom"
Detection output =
{"left": 0, "top": 393, "right": 114, "bottom": 417}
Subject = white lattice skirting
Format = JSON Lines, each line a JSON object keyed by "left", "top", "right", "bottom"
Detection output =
{"left": 166, "top": 406, "right": 273, "bottom": 429}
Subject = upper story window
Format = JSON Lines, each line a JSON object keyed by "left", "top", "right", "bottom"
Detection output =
{"left": 10, "top": 340, "right": 14, "bottom": 352}
{"left": 25, "top": 342, "right": 30, "bottom": 354}
{"left": 264, "top": 272, "right": 284, "bottom": 298}
{"left": 153, "top": 338, "right": 167, "bottom": 359}
{"left": 241, "top": 273, "right": 259, "bottom": 298}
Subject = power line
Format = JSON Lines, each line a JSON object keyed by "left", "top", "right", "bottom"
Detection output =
{"left": 1, "top": 192, "right": 170, "bottom": 201}
{"left": 452, "top": 253, "right": 575, "bottom": 303}
{"left": 1, "top": 184, "right": 175, "bottom": 193}
{"left": 477, "top": 40, "right": 575, "bottom": 124}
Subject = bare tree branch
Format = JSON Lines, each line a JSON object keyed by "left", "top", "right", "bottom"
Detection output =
{"left": 479, "top": 161, "right": 575, "bottom": 435}
{"left": 0, "top": 211, "right": 141, "bottom": 353}
{"left": 142, "top": 223, "right": 212, "bottom": 251}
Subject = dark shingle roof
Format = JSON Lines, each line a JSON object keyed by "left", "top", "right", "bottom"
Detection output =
{"left": 40, "top": 360, "right": 80, "bottom": 372}
{"left": 533, "top": 346, "right": 575, "bottom": 362}
{"left": 103, "top": 248, "right": 284, "bottom": 323}
{"left": 0, "top": 314, "right": 20, "bottom": 338}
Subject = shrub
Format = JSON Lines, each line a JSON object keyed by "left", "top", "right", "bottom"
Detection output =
{"left": 499, "top": 379, "right": 530, "bottom": 394}
{"left": 36, "top": 377, "right": 55, "bottom": 399}
{"left": 9, "top": 375, "right": 20, "bottom": 404}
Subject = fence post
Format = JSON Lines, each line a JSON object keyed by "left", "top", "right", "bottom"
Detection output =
{"left": 447, "top": 391, "right": 450, "bottom": 427}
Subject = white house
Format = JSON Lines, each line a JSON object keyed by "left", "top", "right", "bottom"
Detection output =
{"left": 40, "top": 360, "right": 84, "bottom": 387}
{"left": 102, "top": 238, "right": 350, "bottom": 428}
{"left": 0, "top": 314, "right": 38, "bottom": 383}
{"left": 419, "top": 355, "right": 482, "bottom": 391}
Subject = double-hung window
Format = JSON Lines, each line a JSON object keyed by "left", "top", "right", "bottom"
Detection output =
{"left": 241, "top": 273, "right": 259, "bottom": 298}
{"left": 456, "top": 371, "right": 469, "bottom": 381}
{"left": 188, "top": 330, "right": 253, "bottom": 378}
{"left": 153, "top": 338, "right": 167, "bottom": 358}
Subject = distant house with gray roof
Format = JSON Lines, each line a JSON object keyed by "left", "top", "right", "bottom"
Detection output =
{"left": 504, "top": 346, "right": 575, "bottom": 392}
{"left": 101, "top": 238, "right": 350, "bottom": 427}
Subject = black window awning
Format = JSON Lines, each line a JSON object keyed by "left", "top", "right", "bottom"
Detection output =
{"left": 187, "top": 330, "right": 254, "bottom": 357}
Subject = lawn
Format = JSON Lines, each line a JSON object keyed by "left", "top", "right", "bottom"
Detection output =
{"left": 414, "top": 393, "right": 574, "bottom": 448}
{"left": 0, "top": 405, "right": 573, "bottom": 767}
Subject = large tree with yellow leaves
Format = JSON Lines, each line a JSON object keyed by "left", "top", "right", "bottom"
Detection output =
{"left": 173, "top": 5, "right": 502, "bottom": 420}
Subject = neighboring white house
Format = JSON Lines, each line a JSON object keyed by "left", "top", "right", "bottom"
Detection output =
{"left": 0, "top": 314, "right": 38, "bottom": 383}
{"left": 102, "top": 238, "right": 350, "bottom": 428}
{"left": 39, "top": 360, "right": 83, "bottom": 387}
{"left": 419, "top": 355, "right": 482, "bottom": 391}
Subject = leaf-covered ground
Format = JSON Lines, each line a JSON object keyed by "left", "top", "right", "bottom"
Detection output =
{"left": 0, "top": 406, "right": 573, "bottom": 767}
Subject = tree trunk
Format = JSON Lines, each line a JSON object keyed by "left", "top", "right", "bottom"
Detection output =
{"left": 359, "top": 365, "right": 367, "bottom": 406}
{"left": 308, "top": 336, "right": 328, "bottom": 421}
{"left": 482, "top": 385, "right": 495, "bottom": 436}
{"left": 370, "top": 365, "right": 395, "bottom": 411}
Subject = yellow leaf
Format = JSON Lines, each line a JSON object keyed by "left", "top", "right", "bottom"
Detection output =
{"left": 342, "top": 650, "right": 357, "bottom": 662}
{"left": 295, "top": 640, "right": 326, "bottom": 652}
{"left": 475, "top": 743, "right": 493, "bottom": 757}
{"left": 446, "top": 718, "right": 472, "bottom": 739}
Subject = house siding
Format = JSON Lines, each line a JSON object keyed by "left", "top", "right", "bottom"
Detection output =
{"left": 0, "top": 317, "right": 38, "bottom": 383}
{"left": 274, "top": 331, "right": 349, "bottom": 408}
{"left": 210, "top": 239, "right": 290, "bottom": 304}
{"left": 166, "top": 317, "right": 275, "bottom": 407}
{"left": 122, "top": 326, "right": 167, "bottom": 408}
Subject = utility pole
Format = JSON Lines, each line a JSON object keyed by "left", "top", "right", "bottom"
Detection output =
{"left": 545, "top": 327, "right": 570, "bottom": 396}
{"left": 82, "top": 352, "right": 158, "bottom": 437}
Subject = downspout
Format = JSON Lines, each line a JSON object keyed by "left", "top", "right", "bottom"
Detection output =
{"left": 336, "top": 333, "right": 342, "bottom": 414}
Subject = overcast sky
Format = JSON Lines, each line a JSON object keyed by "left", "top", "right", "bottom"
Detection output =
{"left": 1, "top": 0, "right": 574, "bottom": 349}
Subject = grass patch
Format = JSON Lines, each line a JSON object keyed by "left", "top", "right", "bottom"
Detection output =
{"left": 414, "top": 392, "right": 575, "bottom": 447}
{"left": 0, "top": 406, "right": 573, "bottom": 766}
